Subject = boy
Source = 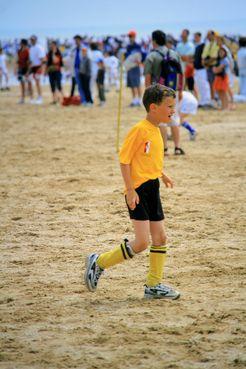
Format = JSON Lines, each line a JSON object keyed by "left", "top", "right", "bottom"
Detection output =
{"left": 96, "top": 58, "right": 106, "bottom": 106}
{"left": 84, "top": 84, "right": 180, "bottom": 300}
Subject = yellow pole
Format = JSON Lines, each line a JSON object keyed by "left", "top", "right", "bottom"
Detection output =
{"left": 116, "top": 53, "right": 124, "bottom": 153}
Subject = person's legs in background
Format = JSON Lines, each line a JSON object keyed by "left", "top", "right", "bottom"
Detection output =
{"left": 75, "top": 68, "right": 85, "bottom": 103}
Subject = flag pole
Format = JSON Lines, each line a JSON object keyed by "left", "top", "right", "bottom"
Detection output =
{"left": 116, "top": 53, "right": 124, "bottom": 153}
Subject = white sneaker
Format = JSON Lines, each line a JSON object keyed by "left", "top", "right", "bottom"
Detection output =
{"left": 84, "top": 253, "right": 104, "bottom": 292}
{"left": 18, "top": 98, "right": 25, "bottom": 104}
{"left": 35, "top": 97, "right": 43, "bottom": 105}
{"left": 144, "top": 283, "right": 180, "bottom": 300}
{"left": 189, "top": 131, "right": 197, "bottom": 141}
{"left": 29, "top": 99, "right": 36, "bottom": 104}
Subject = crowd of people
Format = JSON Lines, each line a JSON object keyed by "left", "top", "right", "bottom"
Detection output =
{"left": 1, "top": 31, "right": 246, "bottom": 105}
{"left": 0, "top": 29, "right": 246, "bottom": 154}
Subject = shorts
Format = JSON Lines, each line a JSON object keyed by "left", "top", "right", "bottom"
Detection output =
{"left": 213, "top": 75, "right": 229, "bottom": 92}
{"left": 18, "top": 67, "right": 28, "bottom": 82}
{"left": 30, "top": 65, "right": 42, "bottom": 80}
{"left": 179, "top": 91, "right": 198, "bottom": 115}
{"left": 126, "top": 179, "right": 164, "bottom": 221}
{"left": 48, "top": 70, "right": 62, "bottom": 92}
{"left": 186, "top": 76, "right": 194, "bottom": 91}
{"left": 207, "top": 67, "right": 215, "bottom": 84}
{"left": 127, "top": 66, "right": 140, "bottom": 88}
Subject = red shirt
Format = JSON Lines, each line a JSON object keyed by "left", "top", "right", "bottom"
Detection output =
{"left": 18, "top": 48, "right": 30, "bottom": 69}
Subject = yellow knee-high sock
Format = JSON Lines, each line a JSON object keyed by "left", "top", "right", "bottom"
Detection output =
{"left": 97, "top": 239, "right": 135, "bottom": 269}
{"left": 146, "top": 245, "right": 167, "bottom": 287}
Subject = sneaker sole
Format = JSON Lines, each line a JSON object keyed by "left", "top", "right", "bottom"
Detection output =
{"left": 144, "top": 292, "right": 180, "bottom": 300}
{"left": 84, "top": 253, "right": 98, "bottom": 292}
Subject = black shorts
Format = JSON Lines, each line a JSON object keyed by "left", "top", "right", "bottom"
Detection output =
{"left": 18, "top": 67, "right": 28, "bottom": 81}
{"left": 186, "top": 76, "right": 195, "bottom": 91}
{"left": 126, "top": 179, "right": 164, "bottom": 221}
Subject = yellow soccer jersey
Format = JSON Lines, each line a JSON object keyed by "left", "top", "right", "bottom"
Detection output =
{"left": 119, "top": 119, "right": 164, "bottom": 189}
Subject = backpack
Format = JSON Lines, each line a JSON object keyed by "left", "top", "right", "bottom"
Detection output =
{"left": 153, "top": 49, "right": 182, "bottom": 90}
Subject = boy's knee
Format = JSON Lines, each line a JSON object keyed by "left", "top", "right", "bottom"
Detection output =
{"left": 152, "top": 233, "right": 167, "bottom": 246}
{"left": 133, "top": 240, "right": 149, "bottom": 253}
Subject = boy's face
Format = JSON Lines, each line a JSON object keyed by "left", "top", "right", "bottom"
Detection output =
{"left": 150, "top": 97, "right": 176, "bottom": 123}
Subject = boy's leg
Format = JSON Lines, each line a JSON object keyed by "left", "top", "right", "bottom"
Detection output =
{"left": 145, "top": 221, "right": 180, "bottom": 299}
{"left": 180, "top": 113, "right": 197, "bottom": 140}
{"left": 146, "top": 220, "right": 167, "bottom": 287}
{"left": 97, "top": 220, "right": 150, "bottom": 269}
{"left": 84, "top": 220, "right": 150, "bottom": 292}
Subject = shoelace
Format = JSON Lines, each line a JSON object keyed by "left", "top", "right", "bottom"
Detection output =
{"left": 95, "top": 266, "right": 104, "bottom": 281}
{"left": 157, "top": 284, "right": 172, "bottom": 292}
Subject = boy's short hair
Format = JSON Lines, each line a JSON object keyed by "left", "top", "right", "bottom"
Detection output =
{"left": 152, "top": 30, "right": 166, "bottom": 46}
{"left": 21, "top": 39, "right": 28, "bottom": 46}
{"left": 74, "top": 34, "right": 82, "bottom": 40}
{"left": 142, "top": 84, "right": 176, "bottom": 112}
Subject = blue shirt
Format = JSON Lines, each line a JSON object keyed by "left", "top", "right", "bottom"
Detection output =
{"left": 74, "top": 47, "right": 81, "bottom": 69}
{"left": 126, "top": 42, "right": 142, "bottom": 58}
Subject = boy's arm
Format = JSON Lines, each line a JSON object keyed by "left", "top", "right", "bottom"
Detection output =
{"left": 161, "top": 170, "right": 174, "bottom": 188}
{"left": 120, "top": 163, "right": 139, "bottom": 210}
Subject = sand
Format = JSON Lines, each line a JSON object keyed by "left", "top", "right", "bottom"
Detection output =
{"left": 0, "top": 86, "right": 245, "bottom": 369}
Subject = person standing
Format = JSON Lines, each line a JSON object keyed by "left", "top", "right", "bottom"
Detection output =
{"left": 46, "top": 41, "right": 63, "bottom": 104}
{"left": 193, "top": 32, "right": 211, "bottom": 107}
{"left": 0, "top": 47, "right": 10, "bottom": 90}
{"left": 89, "top": 42, "right": 104, "bottom": 99}
{"left": 96, "top": 58, "right": 106, "bottom": 106}
{"left": 202, "top": 30, "right": 219, "bottom": 103}
{"left": 104, "top": 51, "right": 119, "bottom": 91}
{"left": 176, "top": 29, "right": 196, "bottom": 94}
{"left": 216, "top": 35, "right": 235, "bottom": 109}
{"left": 72, "top": 35, "right": 85, "bottom": 104}
{"left": 144, "top": 30, "right": 185, "bottom": 155}
{"left": 28, "top": 35, "right": 46, "bottom": 104}
{"left": 237, "top": 37, "right": 246, "bottom": 97}
{"left": 213, "top": 46, "right": 230, "bottom": 110}
{"left": 79, "top": 47, "right": 93, "bottom": 105}
{"left": 125, "top": 30, "right": 142, "bottom": 107}
{"left": 16, "top": 39, "right": 31, "bottom": 103}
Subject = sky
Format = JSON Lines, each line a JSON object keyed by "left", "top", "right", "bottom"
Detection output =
{"left": 0, "top": 0, "right": 246, "bottom": 39}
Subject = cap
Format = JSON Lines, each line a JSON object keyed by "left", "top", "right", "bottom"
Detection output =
{"left": 128, "top": 30, "right": 137, "bottom": 37}
{"left": 30, "top": 35, "right": 37, "bottom": 41}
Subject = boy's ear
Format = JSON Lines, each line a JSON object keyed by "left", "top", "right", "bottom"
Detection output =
{"left": 149, "top": 102, "right": 157, "bottom": 112}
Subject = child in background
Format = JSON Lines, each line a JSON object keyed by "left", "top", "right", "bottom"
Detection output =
{"left": 84, "top": 84, "right": 180, "bottom": 300}
{"left": 96, "top": 59, "right": 106, "bottom": 106}
{"left": 213, "top": 46, "right": 230, "bottom": 110}
{"left": 180, "top": 91, "right": 198, "bottom": 140}
{"left": 0, "top": 47, "right": 10, "bottom": 91}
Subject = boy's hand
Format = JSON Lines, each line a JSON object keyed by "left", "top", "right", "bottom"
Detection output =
{"left": 161, "top": 173, "right": 174, "bottom": 188}
{"left": 126, "top": 189, "right": 139, "bottom": 210}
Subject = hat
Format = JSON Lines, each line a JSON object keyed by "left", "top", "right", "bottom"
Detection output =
{"left": 30, "top": 35, "right": 37, "bottom": 41}
{"left": 128, "top": 30, "right": 137, "bottom": 37}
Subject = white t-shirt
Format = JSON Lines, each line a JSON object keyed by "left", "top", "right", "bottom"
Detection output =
{"left": 0, "top": 54, "right": 7, "bottom": 71}
{"left": 105, "top": 55, "right": 119, "bottom": 70}
{"left": 176, "top": 41, "right": 195, "bottom": 70}
{"left": 30, "top": 44, "right": 45, "bottom": 66}
{"left": 89, "top": 50, "right": 104, "bottom": 77}
{"left": 238, "top": 47, "right": 246, "bottom": 75}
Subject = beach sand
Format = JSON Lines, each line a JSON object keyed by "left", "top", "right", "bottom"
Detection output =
{"left": 0, "top": 86, "right": 245, "bottom": 369}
